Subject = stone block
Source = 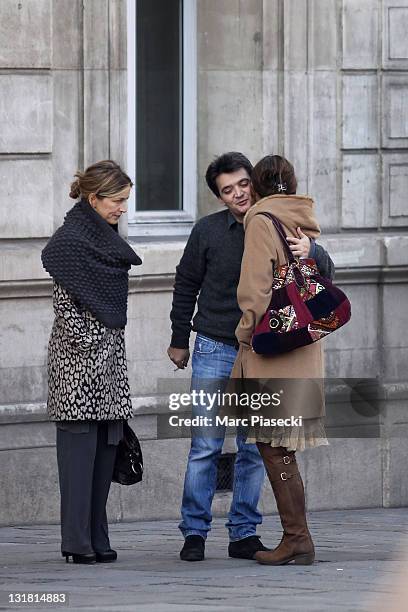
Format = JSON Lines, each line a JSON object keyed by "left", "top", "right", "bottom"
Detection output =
{"left": 381, "top": 392, "right": 408, "bottom": 426}
{"left": 108, "top": 438, "right": 192, "bottom": 522}
{"left": 283, "top": 0, "right": 308, "bottom": 72}
{"left": 382, "top": 75, "right": 408, "bottom": 149}
{"left": 262, "top": 0, "right": 280, "bottom": 70}
{"left": 0, "top": 75, "right": 52, "bottom": 153}
{"left": 324, "top": 347, "right": 380, "bottom": 379}
{"left": 0, "top": 421, "right": 55, "bottom": 451}
{"left": 128, "top": 415, "right": 157, "bottom": 441}
{"left": 128, "top": 241, "right": 184, "bottom": 277}
{"left": 198, "top": 69, "right": 263, "bottom": 193}
{"left": 385, "top": 429, "right": 408, "bottom": 506}
{"left": 383, "top": 0, "right": 408, "bottom": 69}
{"left": 389, "top": 166, "right": 408, "bottom": 217}
{"left": 302, "top": 438, "right": 383, "bottom": 510}
{"left": 382, "top": 153, "right": 408, "bottom": 227}
{"left": 109, "top": 70, "right": 127, "bottom": 165}
{"left": 126, "top": 287, "right": 187, "bottom": 395}
{"left": 382, "top": 285, "right": 408, "bottom": 380}
{"left": 381, "top": 397, "right": 408, "bottom": 506}
{"left": 84, "top": 70, "right": 110, "bottom": 166}
{"left": 308, "top": 72, "right": 338, "bottom": 230}
{"left": 0, "top": 296, "right": 51, "bottom": 368}
{"left": 384, "top": 235, "right": 408, "bottom": 266}
{"left": 52, "top": 0, "right": 82, "bottom": 69}
{"left": 0, "top": 0, "right": 51, "bottom": 68}
{"left": 384, "top": 348, "right": 408, "bottom": 383}
{"left": 109, "top": 0, "right": 127, "bottom": 70}
{"left": 52, "top": 70, "right": 81, "bottom": 229}
{"left": 127, "top": 289, "right": 172, "bottom": 322}
{"left": 342, "top": 75, "right": 379, "bottom": 149}
{"left": 324, "top": 285, "right": 379, "bottom": 351}
{"left": 0, "top": 446, "right": 59, "bottom": 525}
{"left": 0, "top": 241, "right": 48, "bottom": 282}
{"left": 342, "top": 0, "right": 378, "bottom": 69}
{"left": 308, "top": 0, "right": 337, "bottom": 70}
{"left": 388, "top": 7, "right": 408, "bottom": 59}
{"left": 198, "top": 0, "right": 263, "bottom": 71}
{"left": 323, "top": 235, "right": 383, "bottom": 268}
{"left": 261, "top": 71, "right": 279, "bottom": 157}
{"left": 83, "top": 0, "right": 109, "bottom": 69}
{"left": 341, "top": 154, "right": 379, "bottom": 228}
{"left": 381, "top": 392, "right": 408, "bottom": 507}
{"left": 284, "top": 72, "right": 309, "bottom": 194}
{"left": 0, "top": 295, "right": 50, "bottom": 404}
{"left": 127, "top": 359, "right": 182, "bottom": 398}
{"left": 0, "top": 159, "right": 53, "bottom": 238}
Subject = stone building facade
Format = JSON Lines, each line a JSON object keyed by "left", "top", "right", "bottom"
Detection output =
{"left": 0, "top": 0, "right": 407, "bottom": 525}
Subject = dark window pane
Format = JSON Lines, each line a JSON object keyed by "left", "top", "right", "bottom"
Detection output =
{"left": 136, "top": 0, "right": 182, "bottom": 211}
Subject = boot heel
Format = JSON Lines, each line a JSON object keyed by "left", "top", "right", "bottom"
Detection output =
{"left": 293, "top": 553, "right": 314, "bottom": 565}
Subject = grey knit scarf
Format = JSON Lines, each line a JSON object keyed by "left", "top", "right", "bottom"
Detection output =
{"left": 41, "top": 199, "right": 142, "bottom": 328}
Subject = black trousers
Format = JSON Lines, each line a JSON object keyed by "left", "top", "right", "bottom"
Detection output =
{"left": 56, "top": 420, "right": 123, "bottom": 554}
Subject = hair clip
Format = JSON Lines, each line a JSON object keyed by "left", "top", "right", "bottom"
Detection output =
{"left": 276, "top": 183, "right": 287, "bottom": 193}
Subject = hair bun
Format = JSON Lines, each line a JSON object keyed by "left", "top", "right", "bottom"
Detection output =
{"left": 69, "top": 178, "right": 81, "bottom": 199}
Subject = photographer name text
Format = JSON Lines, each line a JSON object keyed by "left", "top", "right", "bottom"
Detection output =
{"left": 168, "top": 415, "right": 303, "bottom": 427}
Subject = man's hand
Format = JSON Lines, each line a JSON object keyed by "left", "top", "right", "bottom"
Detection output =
{"left": 167, "top": 346, "right": 190, "bottom": 370}
{"left": 286, "top": 227, "right": 311, "bottom": 258}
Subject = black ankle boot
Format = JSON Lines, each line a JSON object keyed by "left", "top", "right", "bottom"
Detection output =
{"left": 62, "top": 551, "right": 96, "bottom": 564}
{"left": 95, "top": 549, "right": 117, "bottom": 563}
{"left": 228, "top": 536, "right": 270, "bottom": 560}
{"left": 180, "top": 535, "right": 205, "bottom": 561}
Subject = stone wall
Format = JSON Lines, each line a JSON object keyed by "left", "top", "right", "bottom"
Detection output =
{"left": 0, "top": 0, "right": 407, "bottom": 526}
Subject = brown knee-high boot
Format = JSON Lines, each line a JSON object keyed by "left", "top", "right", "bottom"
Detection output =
{"left": 255, "top": 443, "right": 314, "bottom": 565}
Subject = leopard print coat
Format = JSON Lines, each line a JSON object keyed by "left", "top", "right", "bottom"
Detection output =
{"left": 47, "top": 282, "right": 133, "bottom": 421}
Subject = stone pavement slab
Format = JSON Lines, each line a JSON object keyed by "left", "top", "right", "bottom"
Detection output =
{"left": 0, "top": 509, "right": 407, "bottom": 612}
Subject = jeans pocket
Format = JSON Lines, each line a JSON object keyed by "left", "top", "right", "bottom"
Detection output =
{"left": 195, "top": 335, "right": 217, "bottom": 354}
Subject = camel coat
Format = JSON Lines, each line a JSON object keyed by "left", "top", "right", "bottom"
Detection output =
{"left": 230, "top": 195, "right": 325, "bottom": 422}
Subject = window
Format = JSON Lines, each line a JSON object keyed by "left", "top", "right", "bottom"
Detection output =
{"left": 127, "top": 0, "right": 197, "bottom": 237}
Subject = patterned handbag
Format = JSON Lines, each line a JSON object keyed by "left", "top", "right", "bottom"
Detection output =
{"left": 251, "top": 213, "right": 351, "bottom": 355}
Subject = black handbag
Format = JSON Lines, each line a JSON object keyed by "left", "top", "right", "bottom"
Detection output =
{"left": 112, "top": 421, "right": 143, "bottom": 485}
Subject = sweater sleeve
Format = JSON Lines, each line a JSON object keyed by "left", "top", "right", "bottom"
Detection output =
{"left": 311, "top": 242, "right": 335, "bottom": 280}
{"left": 235, "top": 215, "right": 278, "bottom": 347}
{"left": 170, "top": 224, "right": 207, "bottom": 348}
{"left": 53, "top": 282, "right": 108, "bottom": 352}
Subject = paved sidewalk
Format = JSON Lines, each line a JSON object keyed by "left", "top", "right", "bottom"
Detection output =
{"left": 0, "top": 508, "right": 407, "bottom": 612}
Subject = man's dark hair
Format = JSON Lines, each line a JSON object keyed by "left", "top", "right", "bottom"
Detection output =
{"left": 205, "top": 152, "right": 253, "bottom": 197}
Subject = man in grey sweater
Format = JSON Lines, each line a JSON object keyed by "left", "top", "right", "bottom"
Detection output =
{"left": 168, "top": 152, "right": 334, "bottom": 562}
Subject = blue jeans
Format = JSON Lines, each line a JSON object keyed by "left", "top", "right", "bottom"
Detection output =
{"left": 179, "top": 334, "right": 265, "bottom": 541}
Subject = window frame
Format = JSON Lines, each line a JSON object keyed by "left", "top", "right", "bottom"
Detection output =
{"left": 126, "top": 0, "right": 197, "bottom": 238}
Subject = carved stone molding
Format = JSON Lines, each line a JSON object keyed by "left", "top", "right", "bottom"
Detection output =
{"left": 382, "top": 154, "right": 408, "bottom": 227}
{"left": 382, "top": 75, "right": 408, "bottom": 149}
{"left": 383, "top": 0, "right": 408, "bottom": 70}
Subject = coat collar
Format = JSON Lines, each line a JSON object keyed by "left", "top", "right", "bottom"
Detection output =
{"left": 243, "top": 194, "right": 320, "bottom": 238}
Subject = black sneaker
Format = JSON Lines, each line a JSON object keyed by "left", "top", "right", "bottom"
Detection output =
{"left": 180, "top": 535, "right": 205, "bottom": 561}
{"left": 228, "top": 535, "right": 270, "bottom": 560}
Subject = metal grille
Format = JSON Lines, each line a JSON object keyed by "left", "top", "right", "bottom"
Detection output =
{"left": 216, "top": 453, "right": 236, "bottom": 492}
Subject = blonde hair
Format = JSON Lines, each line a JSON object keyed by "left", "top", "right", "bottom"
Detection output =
{"left": 69, "top": 160, "right": 133, "bottom": 200}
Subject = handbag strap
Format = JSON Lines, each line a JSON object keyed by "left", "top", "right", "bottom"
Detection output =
{"left": 256, "top": 211, "right": 307, "bottom": 288}
{"left": 256, "top": 212, "right": 297, "bottom": 265}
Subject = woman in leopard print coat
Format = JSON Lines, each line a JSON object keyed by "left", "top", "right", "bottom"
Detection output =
{"left": 42, "top": 161, "right": 142, "bottom": 565}
{"left": 47, "top": 281, "right": 133, "bottom": 422}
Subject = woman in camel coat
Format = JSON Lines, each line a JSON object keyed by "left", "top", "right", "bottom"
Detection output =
{"left": 231, "top": 155, "right": 328, "bottom": 566}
